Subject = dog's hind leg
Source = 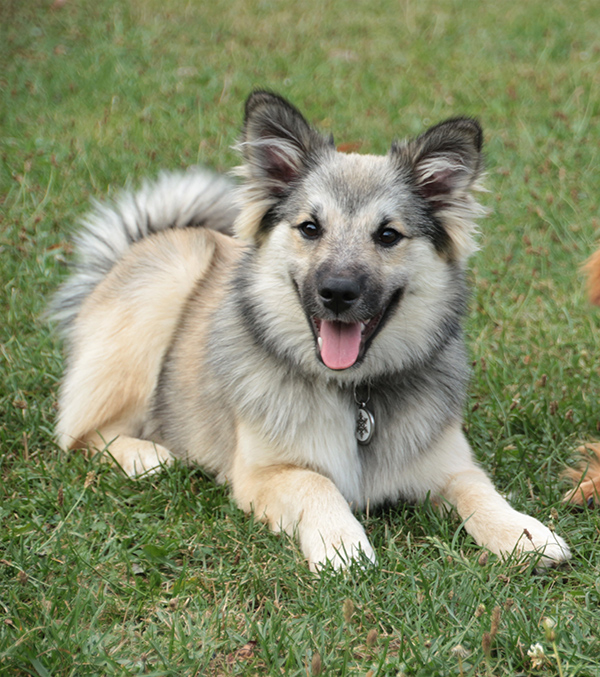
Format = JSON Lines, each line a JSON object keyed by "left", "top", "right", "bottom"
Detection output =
{"left": 85, "top": 426, "right": 173, "bottom": 477}
{"left": 56, "top": 229, "right": 224, "bottom": 464}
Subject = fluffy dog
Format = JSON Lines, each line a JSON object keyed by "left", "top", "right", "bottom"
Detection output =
{"left": 51, "top": 91, "right": 570, "bottom": 570}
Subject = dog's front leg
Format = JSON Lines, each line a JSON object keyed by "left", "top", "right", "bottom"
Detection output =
{"left": 435, "top": 426, "right": 570, "bottom": 567}
{"left": 230, "top": 428, "right": 375, "bottom": 572}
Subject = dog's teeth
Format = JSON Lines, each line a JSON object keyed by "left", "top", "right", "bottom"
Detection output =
{"left": 317, "top": 336, "right": 323, "bottom": 351}
{"left": 361, "top": 322, "right": 367, "bottom": 333}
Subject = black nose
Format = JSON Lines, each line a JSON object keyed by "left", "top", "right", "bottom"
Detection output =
{"left": 319, "top": 277, "right": 361, "bottom": 314}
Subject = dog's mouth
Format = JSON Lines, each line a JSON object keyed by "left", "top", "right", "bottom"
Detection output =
{"left": 309, "top": 288, "right": 404, "bottom": 370}
{"left": 311, "top": 315, "right": 383, "bottom": 370}
{"left": 294, "top": 276, "right": 404, "bottom": 371}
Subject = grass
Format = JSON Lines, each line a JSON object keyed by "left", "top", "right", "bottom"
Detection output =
{"left": 1, "top": 0, "right": 600, "bottom": 674}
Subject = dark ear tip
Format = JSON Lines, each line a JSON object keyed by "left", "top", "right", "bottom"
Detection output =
{"left": 245, "top": 90, "right": 282, "bottom": 115}
{"left": 421, "top": 116, "right": 484, "bottom": 152}
{"left": 244, "top": 90, "right": 303, "bottom": 122}
{"left": 450, "top": 117, "right": 483, "bottom": 151}
{"left": 459, "top": 117, "right": 483, "bottom": 151}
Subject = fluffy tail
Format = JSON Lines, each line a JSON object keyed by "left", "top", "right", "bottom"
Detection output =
{"left": 563, "top": 443, "right": 600, "bottom": 506}
{"left": 49, "top": 168, "right": 238, "bottom": 333}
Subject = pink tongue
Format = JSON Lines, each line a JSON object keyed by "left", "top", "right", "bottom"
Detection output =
{"left": 319, "top": 320, "right": 362, "bottom": 370}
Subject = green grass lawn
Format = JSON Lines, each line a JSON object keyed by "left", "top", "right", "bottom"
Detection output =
{"left": 2, "top": 0, "right": 600, "bottom": 674}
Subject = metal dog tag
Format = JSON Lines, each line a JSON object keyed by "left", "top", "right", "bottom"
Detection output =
{"left": 356, "top": 404, "right": 375, "bottom": 445}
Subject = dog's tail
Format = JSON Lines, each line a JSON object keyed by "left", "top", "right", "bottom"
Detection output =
{"left": 563, "top": 443, "right": 600, "bottom": 506}
{"left": 49, "top": 168, "right": 238, "bottom": 333}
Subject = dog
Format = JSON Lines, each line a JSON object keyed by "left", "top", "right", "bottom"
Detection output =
{"left": 563, "top": 249, "right": 600, "bottom": 506}
{"left": 51, "top": 91, "right": 570, "bottom": 571}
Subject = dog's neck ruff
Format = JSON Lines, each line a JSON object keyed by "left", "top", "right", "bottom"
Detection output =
{"left": 354, "top": 384, "right": 374, "bottom": 445}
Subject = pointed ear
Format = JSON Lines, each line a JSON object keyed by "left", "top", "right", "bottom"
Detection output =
{"left": 233, "top": 92, "right": 332, "bottom": 241}
{"left": 239, "top": 91, "right": 328, "bottom": 194}
{"left": 410, "top": 117, "right": 483, "bottom": 201}
{"left": 394, "top": 117, "right": 486, "bottom": 261}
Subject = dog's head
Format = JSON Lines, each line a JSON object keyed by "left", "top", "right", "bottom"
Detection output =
{"left": 233, "top": 91, "right": 485, "bottom": 376}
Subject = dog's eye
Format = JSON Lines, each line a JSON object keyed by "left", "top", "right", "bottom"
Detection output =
{"left": 376, "top": 226, "right": 403, "bottom": 247}
{"left": 298, "top": 221, "right": 321, "bottom": 240}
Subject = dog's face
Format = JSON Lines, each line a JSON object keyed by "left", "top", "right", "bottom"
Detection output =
{"left": 234, "top": 92, "right": 485, "bottom": 378}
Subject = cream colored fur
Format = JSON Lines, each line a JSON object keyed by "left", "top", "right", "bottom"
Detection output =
{"left": 57, "top": 228, "right": 220, "bottom": 450}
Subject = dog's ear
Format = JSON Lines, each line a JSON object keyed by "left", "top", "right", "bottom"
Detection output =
{"left": 234, "top": 91, "right": 331, "bottom": 240}
{"left": 241, "top": 91, "right": 317, "bottom": 190}
{"left": 409, "top": 117, "right": 483, "bottom": 200}
{"left": 393, "top": 117, "right": 486, "bottom": 262}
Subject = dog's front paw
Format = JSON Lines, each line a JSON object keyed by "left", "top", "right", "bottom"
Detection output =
{"left": 482, "top": 512, "right": 570, "bottom": 569}
{"left": 516, "top": 517, "right": 570, "bottom": 569}
{"left": 302, "top": 519, "right": 376, "bottom": 573}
